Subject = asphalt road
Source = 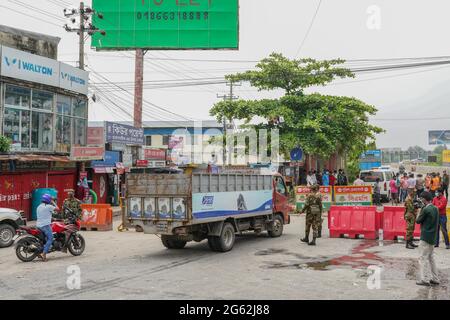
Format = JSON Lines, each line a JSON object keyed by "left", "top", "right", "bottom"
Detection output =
{"left": 1, "top": 215, "right": 449, "bottom": 300}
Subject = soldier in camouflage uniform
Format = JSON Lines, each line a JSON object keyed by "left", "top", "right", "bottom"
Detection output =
{"left": 300, "top": 184, "right": 323, "bottom": 246}
{"left": 62, "top": 189, "right": 82, "bottom": 220}
{"left": 404, "top": 190, "right": 418, "bottom": 249}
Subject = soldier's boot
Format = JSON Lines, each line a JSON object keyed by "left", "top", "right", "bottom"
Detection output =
{"left": 406, "top": 241, "right": 415, "bottom": 249}
{"left": 317, "top": 228, "right": 322, "bottom": 238}
{"left": 410, "top": 240, "right": 418, "bottom": 248}
{"left": 308, "top": 237, "right": 317, "bottom": 246}
{"left": 301, "top": 230, "right": 310, "bottom": 243}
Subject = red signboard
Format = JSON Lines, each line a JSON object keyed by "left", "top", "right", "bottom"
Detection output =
{"left": 87, "top": 127, "right": 105, "bottom": 145}
{"left": 144, "top": 148, "right": 166, "bottom": 160}
{"left": 70, "top": 146, "right": 104, "bottom": 161}
{"left": 136, "top": 160, "right": 149, "bottom": 167}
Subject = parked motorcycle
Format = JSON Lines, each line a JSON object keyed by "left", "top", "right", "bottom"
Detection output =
{"left": 15, "top": 207, "right": 85, "bottom": 262}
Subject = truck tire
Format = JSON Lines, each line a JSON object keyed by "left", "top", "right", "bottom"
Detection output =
{"left": 0, "top": 224, "right": 16, "bottom": 248}
{"left": 213, "top": 222, "right": 235, "bottom": 252}
{"left": 161, "top": 235, "right": 187, "bottom": 249}
{"left": 268, "top": 215, "right": 284, "bottom": 238}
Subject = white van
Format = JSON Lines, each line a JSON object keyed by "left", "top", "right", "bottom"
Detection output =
{"left": 359, "top": 169, "right": 395, "bottom": 202}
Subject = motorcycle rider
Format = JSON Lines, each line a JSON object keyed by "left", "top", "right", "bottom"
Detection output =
{"left": 36, "top": 194, "right": 59, "bottom": 262}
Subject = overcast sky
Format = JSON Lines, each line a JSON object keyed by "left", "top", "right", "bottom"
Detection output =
{"left": 2, "top": 0, "right": 450, "bottom": 150}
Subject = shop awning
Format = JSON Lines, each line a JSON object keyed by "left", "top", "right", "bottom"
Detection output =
{"left": 0, "top": 154, "right": 71, "bottom": 162}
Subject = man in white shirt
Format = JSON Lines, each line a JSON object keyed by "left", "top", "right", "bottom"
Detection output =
{"left": 354, "top": 176, "right": 365, "bottom": 186}
{"left": 307, "top": 171, "right": 317, "bottom": 186}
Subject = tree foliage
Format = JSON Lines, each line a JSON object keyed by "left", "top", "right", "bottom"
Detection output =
{"left": 210, "top": 53, "right": 384, "bottom": 161}
{"left": 0, "top": 135, "right": 11, "bottom": 153}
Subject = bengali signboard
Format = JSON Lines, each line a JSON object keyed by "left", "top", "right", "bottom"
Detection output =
{"left": 87, "top": 127, "right": 105, "bottom": 145}
{"left": 70, "top": 146, "right": 105, "bottom": 161}
{"left": 144, "top": 148, "right": 166, "bottom": 160}
{"left": 91, "top": 0, "right": 239, "bottom": 50}
{"left": 443, "top": 150, "right": 450, "bottom": 165}
{"left": 105, "top": 122, "right": 144, "bottom": 145}
{"left": 334, "top": 186, "right": 373, "bottom": 206}
{"left": 295, "top": 186, "right": 332, "bottom": 211}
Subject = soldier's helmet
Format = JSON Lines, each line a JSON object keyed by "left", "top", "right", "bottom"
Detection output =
{"left": 310, "top": 184, "right": 320, "bottom": 192}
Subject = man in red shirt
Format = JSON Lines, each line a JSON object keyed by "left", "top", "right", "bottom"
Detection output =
{"left": 432, "top": 189, "right": 449, "bottom": 249}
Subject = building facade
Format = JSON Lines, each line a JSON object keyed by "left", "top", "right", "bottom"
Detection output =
{"left": 0, "top": 25, "right": 89, "bottom": 219}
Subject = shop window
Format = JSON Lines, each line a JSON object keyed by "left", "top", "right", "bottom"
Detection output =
{"left": 73, "top": 98, "right": 87, "bottom": 118}
{"left": 73, "top": 118, "right": 87, "bottom": 145}
{"left": 56, "top": 115, "right": 71, "bottom": 145}
{"left": 31, "top": 112, "right": 53, "bottom": 151}
{"left": 4, "top": 85, "right": 30, "bottom": 108}
{"left": 57, "top": 95, "right": 71, "bottom": 115}
{"left": 163, "top": 135, "right": 170, "bottom": 146}
{"left": 32, "top": 90, "right": 54, "bottom": 111}
{"left": 145, "top": 136, "right": 152, "bottom": 146}
{"left": 3, "top": 108, "right": 30, "bottom": 149}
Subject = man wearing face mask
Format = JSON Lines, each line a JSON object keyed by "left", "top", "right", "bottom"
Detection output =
{"left": 432, "top": 189, "right": 449, "bottom": 249}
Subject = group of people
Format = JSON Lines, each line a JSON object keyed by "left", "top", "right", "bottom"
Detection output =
{"left": 305, "top": 169, "right": 349, "bottom": 187}
{"left": 389, "top": 171, "right": 449, "bottom": 204}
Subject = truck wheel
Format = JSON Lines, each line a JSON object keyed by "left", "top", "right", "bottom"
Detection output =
{"left": 0, "top": 224, "right": 16, "bottom": 248}
{"left": 161, "top": 235, "right": 187, "bottom": 249}
{"left": 215, "top": 222, "right": 235, "bottom": 252}
{"left": 268, "top": 215, "right": 284, "bottom": 238}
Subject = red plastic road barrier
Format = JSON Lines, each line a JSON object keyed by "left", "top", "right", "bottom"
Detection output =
{"left": 382, "top": 206, "right": 420, "bottom": 240}
{"left": 328, "top": 205, "right": 378, "bottom": 240}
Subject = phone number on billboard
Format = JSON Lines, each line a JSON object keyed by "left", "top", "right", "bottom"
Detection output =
{"left": 136, "top": 11, "right": 209, "bottom": 21}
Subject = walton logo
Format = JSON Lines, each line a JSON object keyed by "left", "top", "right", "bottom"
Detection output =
{"left": 4, "top": 56, "right": 53, "bottom": 76}
{"left": 4, "top": 57, "right": 17, "bottom": 66}
{"left": 61, "top": 72, "right": 86, "bottom": 87}
{"left": 202, "top": 195, "right": 214, "bottom": 206}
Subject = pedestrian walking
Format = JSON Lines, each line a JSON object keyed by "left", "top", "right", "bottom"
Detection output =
{"left": 431, "top": 173, "right": 440, "bottom": 196}
{"left": 432, "top": 189, "right": 449, "bottom": 249}
{"left": 389, "top": 174, "right": 399, "bottom": 205}
{"left": 416, "top": 191, "right": 440, "bottom": 286}
{"left": 300, "top": 184, "right": 322, "bottom": 246}
{"left": 322, "top": 170, "right": 330, "bottom": 187}
{"left": 337, "top": 169, "right": 348, "bottom": 186}
{"left": 400, "top": 173, "right": 409, "bottom": 203}
{"left": 315, "top": 170, "right": 323, "bottom": 186}
{"left": 373, "top": 178, "right": 382, "bottom": 206}
{"left": 407, "top": 173, "right": 416, "bottom": 195}
{"left": 425, "top": 173, "right": 432, "bottom": 192}
{"left": 404, "top": 190, "right": 418, "bottom": 249}
{"left": 442, "top": 171, "right": 449, "bottom": 199}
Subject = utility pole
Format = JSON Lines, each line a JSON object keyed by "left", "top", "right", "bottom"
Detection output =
{"left": 217, "top": 81, "right": 240, "bottom": 167}
{"left": 134, "top": 49, "right": 144, "bottom": 128}
{"left": 78, "top": 2, "right": 85, "bottom": 70}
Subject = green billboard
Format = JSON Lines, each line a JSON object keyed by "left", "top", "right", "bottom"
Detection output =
{"left": 91, "top": 0, "right": 239, "bottom": 50}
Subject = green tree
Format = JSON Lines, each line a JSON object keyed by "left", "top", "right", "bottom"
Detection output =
{"left": 210, "top": 53, "right": 384, "bottom": 164}
{"left": 0, "top": 135, "right": 11, "bottom": 153}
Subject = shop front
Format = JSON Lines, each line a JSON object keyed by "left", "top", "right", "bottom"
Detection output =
{"left": 89, "top": 150, "right": 121, "bottom": 204}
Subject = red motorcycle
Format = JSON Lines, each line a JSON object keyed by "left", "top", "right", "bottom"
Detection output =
{"left": 15, "top": 207, "right": 85, "bottom": 262}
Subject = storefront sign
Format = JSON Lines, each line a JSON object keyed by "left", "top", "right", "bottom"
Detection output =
{"left": 334, "top": 186, "right": 373, "bottom": 206}
{"left": 295, "top": 186, "right": 332, "bottom": 211}
{"left": 105, "top": 122, "right": 144, "bottom": 145}
{"left": 70, "top": 146, "right": 104, "bottom": 161}
{"left": 144, "top": 148, "right": 166, "bottom": 160}
{"left": 59, "top": 62, "right": 89, "bottom": 95}
{"left": 0, "top": 45, "right": 89, "bottom": 95}
{"left": 136, "top": 160, "right": 149, "bottom": 167}
{"left": 443, "top": 150, "right": 450, "bottom": 164}
{"left": 87, "top": 127, "right": 105, "bottom": 145}
{"left": 91, "top": 150, "right": 120, "bottom": 168}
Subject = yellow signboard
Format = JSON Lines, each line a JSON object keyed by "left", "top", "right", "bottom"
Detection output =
{"left": 443, "top": 150, "right": 450, "bottom": 163}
